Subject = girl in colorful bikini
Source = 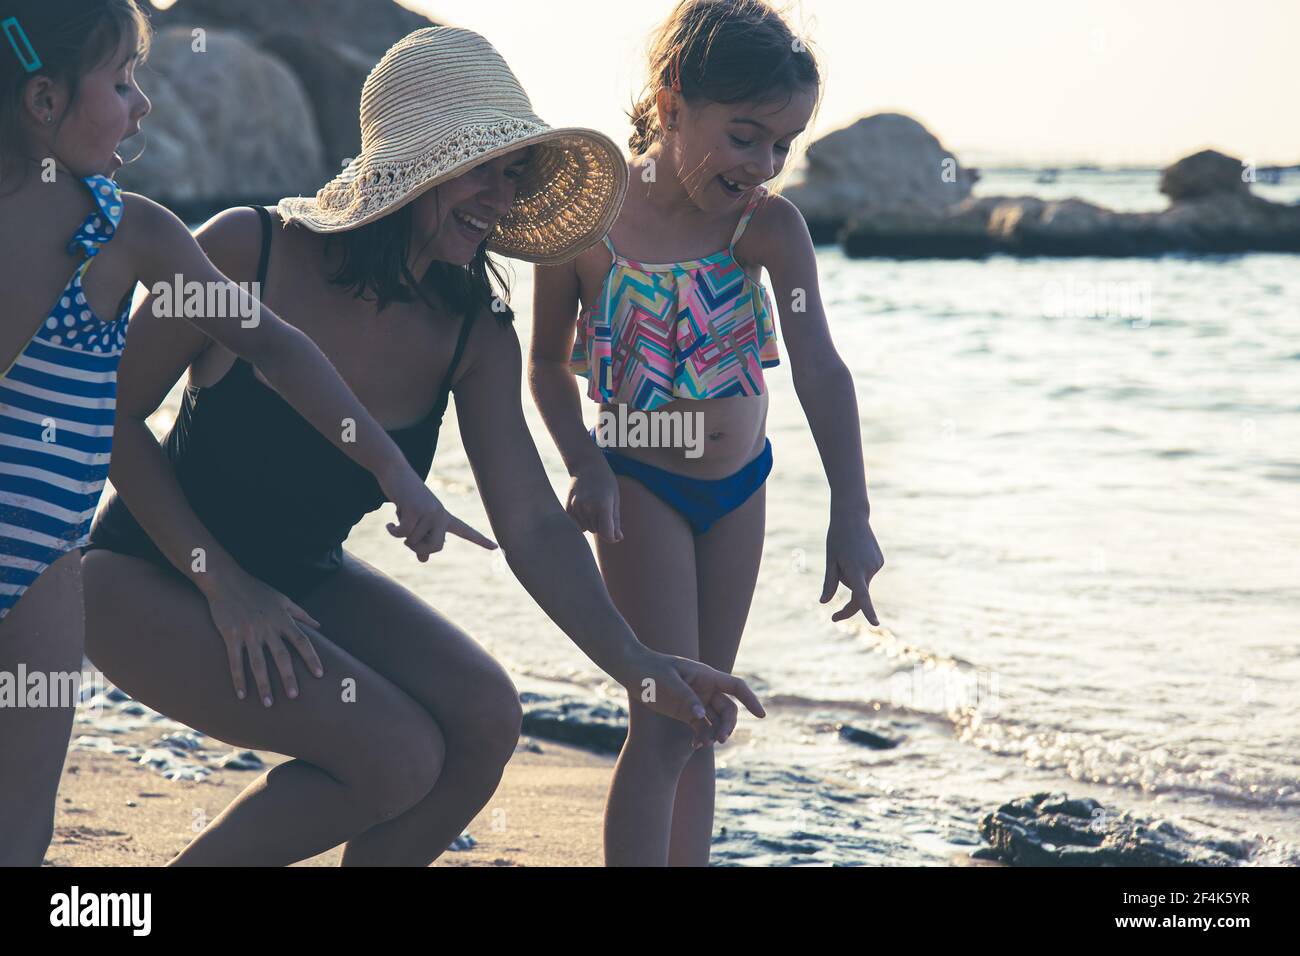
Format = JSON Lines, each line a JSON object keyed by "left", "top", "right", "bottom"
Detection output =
{"left": 0, "top": 0, "right": 497, "bottom": 865}
{"left": 530, "top": 0, "right": 886, "bottom": 865}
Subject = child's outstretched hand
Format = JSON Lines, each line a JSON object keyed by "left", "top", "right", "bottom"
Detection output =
{"left": 821, "top": 510, "right": 885, "bottom": 625}
{"left": 566, "top": 458, "right": 622, "bottom": 542}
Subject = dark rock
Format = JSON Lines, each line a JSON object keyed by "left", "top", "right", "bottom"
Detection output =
{"left": 978, "top": 792, "right": 1256, "bottom": 866}
{"left": 841, "top": 153, "right": 1300, "bottom": 259}
{"left": 842, "top": 202, "right": 996, "bottom": 259}
{"left": 215, "top": 750, "right": 264, "bottom": 771}
{"left": 149, "top": 732, "right": 204, "bottom": 753}
{"left": 521, "top": 696, "right": 628, "bottom": 755}
{"left": 1160, "top": 149, "right": 1250, "bottom": 201}
{"left": 125, "top": 0, "right": 439, "bottom": 209}
{"left": 147, "top": 0, "right": 433, "bottom": 62}
{"left": 258, "top": 32, "right": 376, "bottom": 169}
{"left": 117, "top": 27, "right": 326, "bottom": 202}
{"left": 836, "top": 722, "right": 900, "bottom": 749}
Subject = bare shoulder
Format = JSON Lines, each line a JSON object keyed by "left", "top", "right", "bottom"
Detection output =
{"left": 191, "top": 206, "right": 273, "bottom": 283}
{"left": 753, "top": 192, "right": 809, "bottom": 242}
{"left": 115, "top": 191, "right": 188, "bottom": 246}
{"left": 116, "top": 197, "right": 276, "bottom": 292}
{"left": 452, "top": 302, "right": 522, "bottom": 388}
{"left": 737, "top": 190, "right": 813, "bottom": 270}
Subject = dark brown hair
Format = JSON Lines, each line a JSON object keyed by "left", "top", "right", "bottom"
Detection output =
{"left": 628, "top": 0, "right": 821, "bottom": 156}
{"left": 0, "top": 0, "right": 151, "bottom": 186}
{"left": 323, "top": 198, "right": 514, "bottom": 324}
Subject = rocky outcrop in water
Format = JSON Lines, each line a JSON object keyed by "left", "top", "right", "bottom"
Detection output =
{"left": 834, "top": 147, "right": 1300, "bottom": 258}
{"left": 975, "top": 792, "right": 1256, "bottom": 866}
{"left": 782, "top": 113, "right": 977, "bottom": 243}
{"left": 117, "top": 0, "right": 436, "bottom": 216}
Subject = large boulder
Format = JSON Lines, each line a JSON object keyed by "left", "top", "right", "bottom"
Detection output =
{"left": 117, "top": 28, "right": 327, "bottom": 206}
{"left": 1159, "top": 149, "right": 1250, "bottom": 201}
{"left": 114, "top": 68, "right": 215, "bottom": 202}
{"left": 258, "top": 32, "right": 378, "bottom": 169}
{"left": 146, "top": 0, "right": 432, "bottom": 62}
{"left": 783, "top": 113, "right": 976, "bottom": 242}
{"left": 120, "top": 1, "right": 438, "bottom": 214}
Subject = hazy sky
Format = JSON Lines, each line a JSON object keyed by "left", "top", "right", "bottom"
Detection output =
{"left": 397, "top": 0, "right": 1295, "bottom": 167}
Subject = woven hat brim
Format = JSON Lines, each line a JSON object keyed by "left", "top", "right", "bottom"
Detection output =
{"left": 277, "top": 125, "right": 628, "bottom": 266}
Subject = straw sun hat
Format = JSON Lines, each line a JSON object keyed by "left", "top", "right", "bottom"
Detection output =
{"left": 278, "top": 26, "right": 628, "bottom": 265}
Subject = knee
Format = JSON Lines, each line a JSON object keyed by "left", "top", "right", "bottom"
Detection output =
{"left": 356, "top": 711, "right": 446, "bottom": 824}
{"left": 466, "top": 678, "right": 523, "bottom": 767}
{"left": 626, "top": 713, "right": 701, "bottom": 773}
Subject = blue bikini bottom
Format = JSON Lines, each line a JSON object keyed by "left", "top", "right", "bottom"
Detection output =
{"left": 590, "top": 429, "right": 772, "bottom": 535}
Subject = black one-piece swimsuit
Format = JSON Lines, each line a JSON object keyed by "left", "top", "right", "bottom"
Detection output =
{"left": 85, "top": 206, "right": 476, "bottom": 602}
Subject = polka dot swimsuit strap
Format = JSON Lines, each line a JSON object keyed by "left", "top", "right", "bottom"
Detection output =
{"left": 40, "top": 174, "right": 130, "bottom": 353}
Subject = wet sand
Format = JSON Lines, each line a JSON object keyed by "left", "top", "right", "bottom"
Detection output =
{"left": 45, "top": 728, "right": 613, "bottom": 867}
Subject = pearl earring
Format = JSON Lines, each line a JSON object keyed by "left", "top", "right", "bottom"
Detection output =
{"left": 666, "top": 123, "right": 674, "bottom": 131}
{"left": 44, "top": 114, "right": 53, "bottom": 124}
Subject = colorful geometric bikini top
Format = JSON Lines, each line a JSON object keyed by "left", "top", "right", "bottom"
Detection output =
{"left": 569, "top": 185, "right": 780, "bottom": 411}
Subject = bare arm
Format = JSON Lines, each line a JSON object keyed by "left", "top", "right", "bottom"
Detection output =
{"left": 458, "top": 312, "right": 764, "bottom": 737}
{"left": 528, "top": 257, "right": 622, "bottom": 541}
{"left": 461, "top": 312, "right": 642, "bottom": 678}
{"left": 527, "top": 258, "right": 606, "bottom": 476}
{"left": 749, "top": 195, "right": 884, "bottom": 624}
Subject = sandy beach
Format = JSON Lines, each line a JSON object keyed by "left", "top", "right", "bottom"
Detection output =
{"left": 46, "top": 724, "right": 613, "bottom": 867}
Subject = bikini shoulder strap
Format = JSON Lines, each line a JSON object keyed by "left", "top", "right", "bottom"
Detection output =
{"left": 226, "top": 206, "right": 273, "bottom": 382}
{"left": 251, "top": 205, "right": 273, "bottom": 288}
{"left": 728, "top": 185, "right": 769, "bottom": 250}
{"left": 432, "top": 308, "right": 478, "bottom": 414}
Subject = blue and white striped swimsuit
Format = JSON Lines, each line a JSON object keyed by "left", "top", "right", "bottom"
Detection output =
{"left": 0, "top": 174, "right": 130, "bottom": 620}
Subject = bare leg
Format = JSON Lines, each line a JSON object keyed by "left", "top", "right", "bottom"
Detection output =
{"left": 0, "top": 550, "right": 84, "bottom": 866}
{"left": 290, "top": 552, "right": 522, "bottom": 866}
{"left": 596, "top": 475, "right": 701, "bottom": 866}
{"left": 82, "top": 551, "right": 444, "bottom": 866}
{"left": 667, "top": 484, "right": 766, "bottom": 866}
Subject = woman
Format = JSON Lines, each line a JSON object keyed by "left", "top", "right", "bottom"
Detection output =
{"left": 82, "top": 26, "right": 762, "bottom": 866}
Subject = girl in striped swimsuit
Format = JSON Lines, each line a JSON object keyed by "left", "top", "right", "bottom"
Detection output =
{"left": 0, "top": 1, "right": 492, "bottom": 865}
{"left": 530, "top": 0, "right": 886, "bottom": 865}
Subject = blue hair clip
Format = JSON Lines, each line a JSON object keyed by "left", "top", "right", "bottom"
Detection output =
{"left": 2, "top": 16, "right": 42, "bottom": 73}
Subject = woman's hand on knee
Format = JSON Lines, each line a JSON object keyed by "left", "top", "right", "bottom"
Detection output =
{"left": 629, "top": 652, "right": 765, "bottom": 747}
{"left": 202, "top": 569, "right": 327, "bottom": 706}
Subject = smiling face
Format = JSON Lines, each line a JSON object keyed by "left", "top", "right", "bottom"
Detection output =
{"left": 407, "top": 148, "right": 533, "bottom": 267}
{"left": 22, "top": 26, "right": 151, "bottom": 178}
{"left": 658, "top": 84, "right": 816, "bottom": 211}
